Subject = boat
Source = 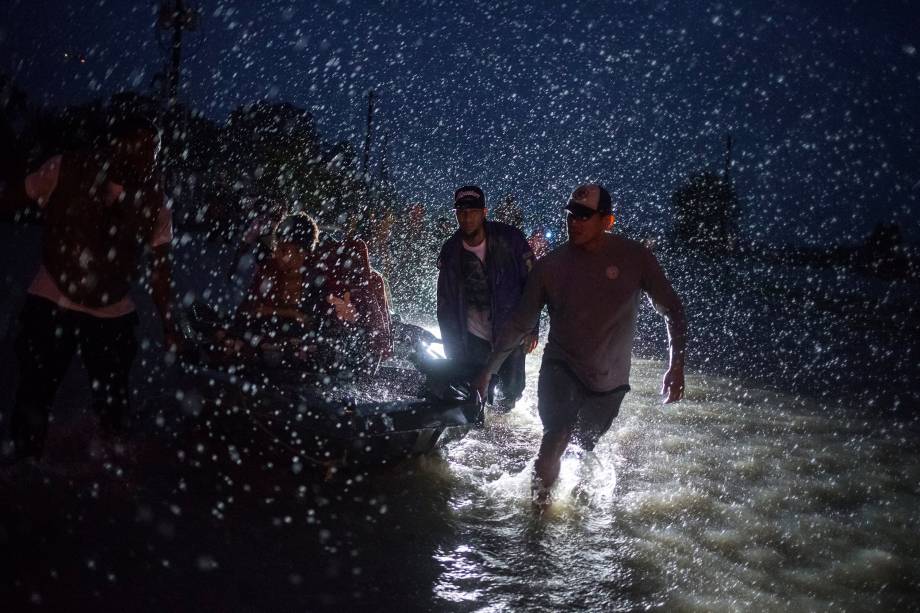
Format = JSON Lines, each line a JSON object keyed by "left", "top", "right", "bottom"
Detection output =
{"left": 170, "top": 302, "right": 484, "bottom": 469}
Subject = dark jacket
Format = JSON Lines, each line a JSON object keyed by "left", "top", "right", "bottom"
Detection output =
{"left": 436, "top": 220, "right": 535, "bottom": 359}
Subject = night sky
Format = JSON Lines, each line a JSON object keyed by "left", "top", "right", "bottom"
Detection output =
{"left": 3, "top": 0, "right": 919, "bottom": 243}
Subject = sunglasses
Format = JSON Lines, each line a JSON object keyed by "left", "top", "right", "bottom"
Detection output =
{"left": 565, "top": 209, "right": 599, "bottom": 222}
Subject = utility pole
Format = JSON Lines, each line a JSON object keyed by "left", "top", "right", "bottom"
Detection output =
{"left": 723, "top": 133, "right": 733, "bottom": 187}
{"left": 378, "top": 128, "right": 390, "bottom": 185}
{"left": 362, "top": 89, "right": 376, "bottom": 180}
{"left": 157, "top": 0, "right": 198, "bottom": 220}
{"left": 158, "top": 0, "right": 198, "bottom": 113}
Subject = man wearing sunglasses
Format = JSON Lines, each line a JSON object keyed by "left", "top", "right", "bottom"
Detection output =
{"left": 473, "top": 183, "right": 686, "bottom": 502}
{"left": 437, "top": 185, "right": 537, "bottom": 412}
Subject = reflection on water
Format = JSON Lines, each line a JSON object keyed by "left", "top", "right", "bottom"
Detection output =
{"left": 431, "top": 352, "right": 920, "bottom": 611}
{"left": 2, "top": 348, "right": 918, "bottom": 611}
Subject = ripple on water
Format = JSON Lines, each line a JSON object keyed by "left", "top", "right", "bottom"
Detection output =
{"left": 830, "top": 548, "right": 910, "bottom": 591}
{"left": 622, "top": 485, "right": 718, "bottom": 522}
{"left": 730, "top": 455, "right": 770, "bottom": 481}
{"left": 738, "top": 546, "right": 786, "bottom": 569}
{"left": 430, "top": 354, "right": 920, "bottom": 611}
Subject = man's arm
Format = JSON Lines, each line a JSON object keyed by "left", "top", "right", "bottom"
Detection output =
{"left": 641, "top": 247, "right": 686, "bottom": 403}
{"left": 151, "top": 243, "right": 179, "bottom": 351}
{"left": 513, "top": 229, "right": 539, "bottom": 351}
{"left": 435, "top": 244, "right": 461, "bottom": 359}
{"left": 660, "top": 302, "right": 686, "bottom": 403}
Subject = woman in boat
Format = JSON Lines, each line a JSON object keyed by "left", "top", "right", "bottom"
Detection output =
{"left": 236, "top": 212, "right": 321, "bottom": 328}
{"left": 235, "top": 212, "right": 393, "bottom": 368}
{"left": 310, "top": 226, "right": 393, "bottom": 365}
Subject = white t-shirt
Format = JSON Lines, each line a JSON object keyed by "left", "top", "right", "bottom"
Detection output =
{"left": 24, "top": 154, "right": 173, "bottom": 318}
{"left": 461, "top": 238, "right": 491, "bottom": 341}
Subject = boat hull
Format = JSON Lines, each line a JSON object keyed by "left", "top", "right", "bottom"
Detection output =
{"left": 176, "top": 364, "right": 484, "bottom": 468}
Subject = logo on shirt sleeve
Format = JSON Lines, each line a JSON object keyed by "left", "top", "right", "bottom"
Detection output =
{"left": 606, "top": 265, "right": 619, "bottom": 280}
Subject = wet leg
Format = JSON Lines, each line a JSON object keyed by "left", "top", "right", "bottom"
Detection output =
{"left": 532, "top": 429, "right": 572, "bottom": 501}
{"left": 533, "top": 361, "right": 580, "bottom": 506}
{"left": 9, "top": 298, "right": 78, "bottom": 460}
{"left": 495, "top": 347, "right": 525, "bottom": 412}
{"left": 79, "top": 313, "right": 138, "bottom": 437}
{"left": 463, "top": 333, "right": 501, "bottom": 407}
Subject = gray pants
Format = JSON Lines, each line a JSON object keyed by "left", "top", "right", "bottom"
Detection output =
{"left": 537, "top": 360, "right": 628, "bottom": 451}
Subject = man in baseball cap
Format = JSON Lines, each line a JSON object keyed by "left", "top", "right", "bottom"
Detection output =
{"left": 453, "top": 185, "right": 486, "bottom": 209}
{"left": 436, "top": 184, "right": 537, "bottom": 412}
{"left": 563, "top": 183, "right": 613, "bottom": 219}
{"left": 473, "top": 182, "right": 687, "bottom": 509}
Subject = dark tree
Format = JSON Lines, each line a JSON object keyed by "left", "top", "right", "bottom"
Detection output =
{"left": 856, "top": 222, "right": 909, "bottom": 279}
{"left": 671, "top": 171, "right": 738, "bottom": 254}
{"left": 223, "top": 102, "right": 319, "bottom": 200}
{"left": 492, "top": 193, "right": 524, "bottom": 229}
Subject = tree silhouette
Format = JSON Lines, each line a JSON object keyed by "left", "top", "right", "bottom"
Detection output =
{"left": 3, "top": 90, "right": 406, "bottom": 247}
{"left": 671, "top": 171, "right": 738, "bottom": 254}
{"left": 222, "top": 102, "right": 319, "bottom": 200}
{"left": 492, "top": 193, "right": 523, "bottom": 229}
{"left": 856, "top": 222, "right": 908, "bottom": 279}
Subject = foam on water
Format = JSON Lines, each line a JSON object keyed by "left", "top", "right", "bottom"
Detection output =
{"left": 434, "top": 352, "right": 920, "bottom": 611}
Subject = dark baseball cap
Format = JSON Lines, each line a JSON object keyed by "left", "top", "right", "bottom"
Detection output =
{"left": 564, "top": 184, "right": 613, "bottom": 217}
{"left": 454, "top": 185, "right": 486, "bottom": 209}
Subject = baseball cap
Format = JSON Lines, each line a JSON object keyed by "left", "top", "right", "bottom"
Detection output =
{"left": 564, "top": 184, "right": 613, "bottom": 217}
{"left": 454, "top": 185, "right": 486, "bottom": 210}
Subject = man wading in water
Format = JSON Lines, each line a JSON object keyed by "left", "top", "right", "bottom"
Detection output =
{"left": 437, "top": 185, "right": 537, "bottom": 412}
{"left": 473, "top": 184, "right": 686, "bottom": 506}
{"left": 2, "top": 115, "right": 178, "bottom": 463}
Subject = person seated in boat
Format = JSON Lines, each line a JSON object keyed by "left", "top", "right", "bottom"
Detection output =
{"left": 311, "top": 229, "right": 393, "bottom": 364}
{"left": 236, "top": 212, "right": 321, "bottom": 330}
{"left": 235, "top": 212, "right": 393, "bottom": 366}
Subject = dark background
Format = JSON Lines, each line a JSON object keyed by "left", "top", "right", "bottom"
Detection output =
{"left": 3, "top": 0, "right": 919, "bottom": 243}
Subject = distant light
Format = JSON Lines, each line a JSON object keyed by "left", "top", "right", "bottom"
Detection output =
{"left": 545, "top": 231, "right": 553, "bottom": 239}
{"left": 63, "top": 52, "right": 87, "bottom": 64}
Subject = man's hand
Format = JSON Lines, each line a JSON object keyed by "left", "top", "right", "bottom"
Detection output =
{"left": 661, "top": 364, "right": 685, "bottom": 404}
{"left": 327, "top": 291, "right": 357, "bottom": 323}
{"left": 522, "top": 333, "right": 539, "bottom": 354}
{"left": 472, "top": 369, "right": 492, "bottom": 405}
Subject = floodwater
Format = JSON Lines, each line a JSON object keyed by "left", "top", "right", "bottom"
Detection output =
{"left": 432, "top": 355, "right": 920, "bottom": 611}
{"left": 2, "top": 227, "right": 919, "bottom": 610}
{"left": 2, "top": 348, "right": 918, "bottom": 611}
